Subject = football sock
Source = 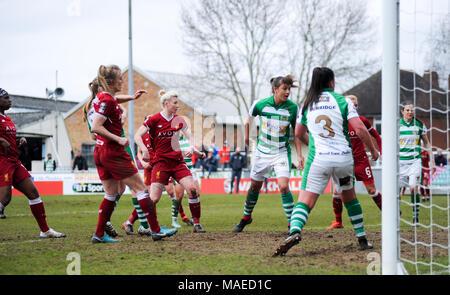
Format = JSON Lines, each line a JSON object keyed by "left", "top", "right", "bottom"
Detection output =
{"left": 411, "top": 193, "right": 420, "bottom": 219}
{"left": 131, "top": 197, "right": 149, "bottom": 229}
{"left": 94, "top": 194, "right": 116, "bottom": 237}
{"left": 243, "top": 189, "right": 259, "bottom": 219}
{"left": 127, "top": 208, "right": 139, "bottom": 224}
{"left": 370, "top": 191, "right": 382, "bottom": 210}
{"left": 29, "top": 197, "right": 50, "bottom": 233}
{"left": 179, "top": 202, "right": 187, "bottom": 219}
{"left": 188, "top": 197, "right": 201, "bottom": 224}
{"left": 344, "top": 198, "right": 367, "bottom": 239}
{"left": 281, "top": 191, "right": 295, "bottom": 222}
{"left": 332, "top": 195, "right": 343, "bottom": 223}
{"left": 289, "top": 202, "right": 310, "bottom": 235}
{"left": 114, "top": 194, "right": 121, "bottom": 208}
{"left": 171, "top": 199, "right": 180, "bottom": 218}
{"left": 136, "top": 190, "right": 160, "bottom": 233}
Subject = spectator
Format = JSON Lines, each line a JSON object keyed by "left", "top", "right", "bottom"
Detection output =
{"left": 219, "top": 140, "right": 231, "bottom": 170}
{"left": 203, "top": 149, "right": 218, "bottom": 178}
{"left": 72, "top": 149, "right": 88, "bottom": 172}
{"left": 435, "top": 149, "right": 447, "bottom": 167}
{"left": 44, "top": 153, "right": 56, "bottom": 172}
{"left": 210, "top": 144, "right": 219, "bottom": 160}
{"left": 229, "top": 147, "right": 247, "bottom": 194}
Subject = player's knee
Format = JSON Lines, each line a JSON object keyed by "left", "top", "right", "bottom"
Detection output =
{"left": 367, "top": 187, "right": 377, "bottom": 195}
{"left": 279, "top": 185, "right": 289, "bottom": 194}
{"left": 189, "top": 188, "right": 198, "bottom": 199}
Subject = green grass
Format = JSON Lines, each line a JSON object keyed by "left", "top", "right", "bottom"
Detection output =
{"left": 0, "top": 193, "right": 448, "bottom": 275}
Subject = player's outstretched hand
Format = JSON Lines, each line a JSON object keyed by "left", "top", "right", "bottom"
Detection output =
{"left": 371, "top": 150, "right": 379, "bottom": 162}
{"left": 134, "top": 90, "right": 148, "bottom": 100}
{"left": 297, "top": 155, "right": 304, "bottom": 170}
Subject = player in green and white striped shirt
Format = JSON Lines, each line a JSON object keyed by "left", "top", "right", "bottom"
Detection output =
{"left": 399, "top": 102, "right": 435, "bottom": 224}
{"left": 273, "top": 67, "right": 379, "bottom": 256}
{"left": 171, "top": 135, "right": 206, "bottom": 228}
{"left": 232, "top": 75, "right": 304, "bottom": 233}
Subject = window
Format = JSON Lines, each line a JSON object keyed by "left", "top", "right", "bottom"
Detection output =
{"left": 81, "top": 143, "right": 96, "bottom": 169}
{"left": 374, "top": 117, "right": 382, "bottom": 135}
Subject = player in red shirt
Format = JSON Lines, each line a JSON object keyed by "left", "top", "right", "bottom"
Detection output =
{"left": 328, "top": 95, "right": 383, "bottom": 229}
{"left": 122, "top": 120, "right": 178, "bottom": 232}
{"left": 0, "top": 88, "right": 66, "bottom": 238}
{"left": 134, "top": 90, "right": 206, "bottom": 233}
{"left": 90, "top": 65, "right": 176, "bottom": 243}
{"left": 420, "top": 150, "right": 430, "bottom": 202}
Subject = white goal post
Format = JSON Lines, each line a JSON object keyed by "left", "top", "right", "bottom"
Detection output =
{"left": 381, "top": 0, "right": 406, "bottom": 275}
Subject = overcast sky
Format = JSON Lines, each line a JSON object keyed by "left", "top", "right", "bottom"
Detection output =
{"left": 0, "top": 0, "right": 448, "bottom": 102}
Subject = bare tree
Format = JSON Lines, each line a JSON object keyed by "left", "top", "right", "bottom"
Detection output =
{"left": 425, "top": 15, "right": 450, "bottom": 88}
{"left": 278, "top": 0, "right": 378, "bottom": 104}
{"left": 180, "top": 0, "right": 286, "bottom": 124}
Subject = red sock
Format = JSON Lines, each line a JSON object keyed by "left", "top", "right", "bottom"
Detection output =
{"left": 242, "top": 215, "right": 251, "bottom": 220}
{"left": 29, "top": 199, "right": 50, "bottom": 232}
{"left": 371, "top": 192, "right": 382, "bottom": 210}
{"left": 95, "top": 198, "right": 116, "bottom": 237}
{"left": 128, "top": 209, "right": 138, "bottom": 224}
{"left": 137, "top": 196, "right": 160, "bottom": 233}
{"left": 188, "top": 198, "right": 201, "bottom": 224}
{"left": 179, "top": 202, "right": 186, "bottom": 219}
{"left": 332, "top": 196, "right": 343, "bottom": 223}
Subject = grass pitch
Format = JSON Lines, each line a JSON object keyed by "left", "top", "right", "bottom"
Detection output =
{"left": 0, "top": 192, "right": 447, "bottom": 275}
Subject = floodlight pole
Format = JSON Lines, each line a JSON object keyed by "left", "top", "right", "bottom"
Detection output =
{"left": 381, "top": 0, "right": 402, "bottom": 275}
{"left": 128, "top": 0, "right": 135, "bottom": 156}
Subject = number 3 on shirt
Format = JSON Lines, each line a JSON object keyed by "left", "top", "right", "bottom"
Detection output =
{"left": 315, "top": 115, "right": 335, "bottom": 138}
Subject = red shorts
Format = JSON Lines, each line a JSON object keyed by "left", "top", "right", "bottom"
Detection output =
{"left": 94, "top": 145, "right": 138, "bottom": 181}
{"left": 144, "top": 167, "right": 152, "bottom": 186}
{"left": 151, "top": 158, "right": 192, "bottom": 185}
{"left": 354, "top": 157, "right": 374, "bottom": 185}
{"left": 0, "top": 158, "right": 31, "bottom": 187}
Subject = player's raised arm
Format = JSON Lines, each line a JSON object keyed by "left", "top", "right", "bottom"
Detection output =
{"left": 116, "top": 90, "right": 148, "bottom": 103}
{"left": 349, "top": 117, "right": 379, "bottom": 161}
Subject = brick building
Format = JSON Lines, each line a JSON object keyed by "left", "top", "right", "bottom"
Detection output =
{"left": 344, "top": 69, "right": 449, "bottom": 152}
{"left": 64, "top": 67, "right": 245, "bottom": 168}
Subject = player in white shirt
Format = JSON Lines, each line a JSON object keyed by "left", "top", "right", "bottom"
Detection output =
{"left": 273, "top": 67, "right": 379, "bottom": 256}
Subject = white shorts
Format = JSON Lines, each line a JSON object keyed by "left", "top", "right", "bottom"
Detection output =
{"left": 302, "top": 162, "right": 354, "bottom": 194}
{"left": 399, "top": 159, "right": 421, "bottom": 188}
{"left": 250, "top": 150, "right": 290, "bottom": 181}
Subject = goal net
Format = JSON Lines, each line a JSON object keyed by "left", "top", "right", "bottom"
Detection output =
{"left": 383, "top": 0, "right": 449, "bottom": 275}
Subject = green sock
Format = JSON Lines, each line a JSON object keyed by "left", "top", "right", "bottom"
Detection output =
{"left": 281, "top": 191, "right": 295, "bottom": 222}
{"left": 243, "top": 189, "right": 260, "bottom": 218}
{"left": 344, "top": 198, "right": 366, "bottom": 239}
{"left": 289, "top": 202, "right": 310, "bottom": 234}
{"left": 411, "top": 193, "right": 420, "bottom": 219}
{"left": 132, "top": 197, "right": 149, "bottom": 229}
{"left": 114, "top": 194, "right": 121, "bottom": 208}
{"left": 171, "top": 199, "right": 180, "bottom": 218}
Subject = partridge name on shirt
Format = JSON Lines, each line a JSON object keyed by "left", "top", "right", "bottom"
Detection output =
{"left": 310, "top": 105, "right": 336, "bottom": 111}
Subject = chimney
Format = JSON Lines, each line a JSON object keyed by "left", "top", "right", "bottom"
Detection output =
{"left": 423, "top": 70, "right": 440, "bottom": 89}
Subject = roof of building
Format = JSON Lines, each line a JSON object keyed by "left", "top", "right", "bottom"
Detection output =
{"left": 6, "top": 94, "right": 78, "bottom": 127}
{"left": 134, "top": 66, "right": 261, "bottom": 125}
{"left": 344, "top": 70, "right": 448, "bottom": 118}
